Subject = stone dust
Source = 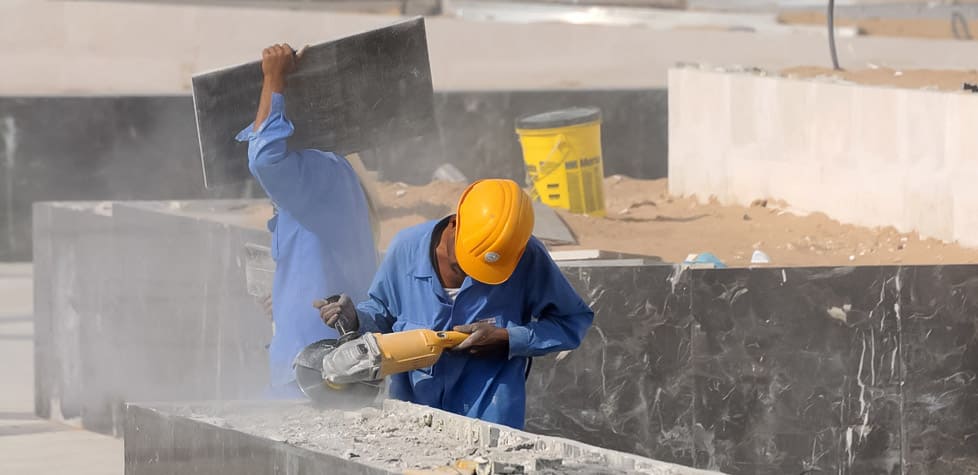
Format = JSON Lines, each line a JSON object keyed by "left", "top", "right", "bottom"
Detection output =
{"left": 182, "top": 403, "right": 636, "bottom": 474}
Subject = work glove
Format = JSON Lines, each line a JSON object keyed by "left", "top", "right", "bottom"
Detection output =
{"left": 312, "top": 294, "right": 359, "bottom": 333}
{"left": 452, "top": 320, "right": 509, "bottom": 358}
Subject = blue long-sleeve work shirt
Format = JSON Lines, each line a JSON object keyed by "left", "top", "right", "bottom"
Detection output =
{"left": 236, "top": 93, "right": 377, "bottom": 388}
{"left": 356, "top": 218, "right": 594, "bottom": 428}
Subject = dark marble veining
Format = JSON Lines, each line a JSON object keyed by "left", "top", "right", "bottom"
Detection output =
{"left": 899, "top": 266, "right": 978, "bottom": 475}
{"left": 527, "top": 265, "right": 978, "bottom": 475}
{"left": 690, "top": 267, "right": 904, "bottom": 475}
{"left": 529, "top": 264, "right": 695, "bottom": 465}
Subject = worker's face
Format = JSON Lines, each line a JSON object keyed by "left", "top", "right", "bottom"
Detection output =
{"left": 445, "top": 217, "right": 465, "bottom": 277}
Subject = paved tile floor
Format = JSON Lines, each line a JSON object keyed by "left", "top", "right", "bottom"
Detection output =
{"left": 0, "top": 263, "right": 122, "bottom": 475}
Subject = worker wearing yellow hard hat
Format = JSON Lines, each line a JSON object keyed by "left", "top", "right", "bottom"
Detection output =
{"left": 317, "top": 178, "right": 594, "bottom": 429}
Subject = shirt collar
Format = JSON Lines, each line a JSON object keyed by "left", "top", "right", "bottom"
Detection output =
{"left": 413, "top": 216, "right": 453, "bottom": 279}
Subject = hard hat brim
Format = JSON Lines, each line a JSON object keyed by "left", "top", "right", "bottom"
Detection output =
{"left": 456, "top": 248, "right": 522, "bottom": 285}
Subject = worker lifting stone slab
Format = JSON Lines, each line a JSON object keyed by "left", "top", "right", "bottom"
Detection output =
{"left": 192, "top": 17, "right": 436, "bottom": 188}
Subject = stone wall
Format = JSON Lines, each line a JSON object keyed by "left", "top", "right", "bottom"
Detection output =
{"left": 124, "top": 400, "right": 721, "bottom": 475}
{"left": 32, "top": 201, "right": 272, "bottom": 435}
{"left": 529, "top": 263, "right": 978, "bottom": 474}
{"left": 669, "top": 67, "right": 978, "bottom": 248}
{"left": 35, "top": 200, "right": 978, "bottom": 473}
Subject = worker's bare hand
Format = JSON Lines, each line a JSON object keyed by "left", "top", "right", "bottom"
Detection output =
{"left": 453, "top": 321, "right": 509, "bottom": 358}
{"left": 260, "top": 43, "right": 306, "bottom": 81}
{"left": 313, "top": 294, "right": 359, "bottom": 332}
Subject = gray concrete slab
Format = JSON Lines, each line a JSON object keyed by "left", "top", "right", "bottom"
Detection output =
{"left": 125, "top": 400, "right": 723, "bottom": 474}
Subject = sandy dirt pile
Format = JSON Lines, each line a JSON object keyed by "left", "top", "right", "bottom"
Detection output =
{"left": 373, "top": 177, "right": 978, "bottom": 267}
{"left": 783, "top": 66, "right": 978, "bottom": 91}
{"left": 185, "top": 403, "right": 633, "bottom": 474}
{"left": 779, "top": 10, "right": 978, "bottom": 40}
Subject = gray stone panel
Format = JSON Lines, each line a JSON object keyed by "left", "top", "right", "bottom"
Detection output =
{"left": 528, "top": 264, "right": 695, "bottom": 465}
{"left": 32, "top": 202, "right": 115, "bottom": 422}
{"left": 529, "top": 265, "right": 978, "bottom": 474}
{"left": 124, "top": 400, "right": 721, "bottom": 475}
{"left": 33, "top": 200, "right": 273, "bottom": 435}
{"left": 0, "top": 96, "right": 262, "bottom": 262}
{"left": 125, "top": 404, "right": 393, "bottom": 475}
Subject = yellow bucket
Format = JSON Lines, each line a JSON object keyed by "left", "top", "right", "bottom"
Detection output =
{"left": 515, "top": 107, "right": 606, "bottom": 217}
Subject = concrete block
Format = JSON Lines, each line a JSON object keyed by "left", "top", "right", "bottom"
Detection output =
{"left": 668, "top": 69, "right": 731, "bottom": 200}
{"left": 943, "top": 93, "right": 978, "bottom": 173}
{"left": 32, "top": 202, "right": 115, "bottom": 424}
{"left": 850, "top": 86, "right": 903, "bottom": 169}
{"left": 124, "top": 400, "right": 723, "bottom": 475}
{"left": 811, "top": 82, "right": 856, "bottom": 169}
{"left": 0, "top": 96, "right": 262, "bottom": 262}
{"left": 530, "top": 263, "right": 696, "bottom": 465}
{"left": 900, "top": 90, "right": 948, "bottom": 168}
{"left": 773, "top": 77, "right": 816, "bottom": 165}
{"left": 728, "top": 73, "right": 762, "bottom": 150}
{"left": 950, "top": 168, "right": 978, "bottom": 247}
{"left": 903, "top": 166, "right": 953, "bottom": 241}
{"left": 669, "top": 68, "right": 977, "bottom": 245}
{"left": 33, "top": 200, "right": 272, "bottom": 435}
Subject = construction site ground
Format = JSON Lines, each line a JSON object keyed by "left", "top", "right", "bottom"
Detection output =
{"left": 0, "top": 264, "right": 123, "bottom": 475}
{"left": 779, "top": 10, "right": 978, "bottom": 40}
{"left": 375, "top": 177, "right": 978, "bottom": 267}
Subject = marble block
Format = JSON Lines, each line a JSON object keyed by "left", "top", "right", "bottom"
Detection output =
{"left": 528, "top": 263, "right": 696, "bottom": 465}
{"left": 33, "top": 200, "right": 273, "bottom": 435}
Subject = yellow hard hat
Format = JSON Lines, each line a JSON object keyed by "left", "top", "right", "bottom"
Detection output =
{"left": 455, "top": 179, "right": 535, "bottom": 285}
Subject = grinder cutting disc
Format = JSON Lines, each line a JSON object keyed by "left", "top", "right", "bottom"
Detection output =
{"left": 294, "top": 338, "right": 339, "bottom": 402}
{"left": 293, "top": 338, "right": 380, "bottom": 405}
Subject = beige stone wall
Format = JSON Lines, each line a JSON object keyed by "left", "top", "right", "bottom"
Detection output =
{"left": 669, "top": 67, "right": 978, "bottom": 246}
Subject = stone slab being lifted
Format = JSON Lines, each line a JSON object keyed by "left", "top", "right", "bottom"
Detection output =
{"left": 192, "top": 17, "right": 435, "bottom": 188}
{"left": 124, "top": 399, "right": 725, "bottom": 475}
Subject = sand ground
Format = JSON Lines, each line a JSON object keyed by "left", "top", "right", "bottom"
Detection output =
{"left": 372, "top": 177, "right": 978, "bottom": 267}
{"left": 780, "top": 10, "right": 978, "bottom": 40}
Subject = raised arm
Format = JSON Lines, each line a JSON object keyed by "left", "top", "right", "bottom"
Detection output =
{"left": 235, "top": 44, "right": 359, "bottom": 231}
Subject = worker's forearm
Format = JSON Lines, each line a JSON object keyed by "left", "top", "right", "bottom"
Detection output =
{"left": 253, "top": 74, "right": 287, "bottom": 131}
{"left": 506, "top": 312, "right": 592, "bottom": 358}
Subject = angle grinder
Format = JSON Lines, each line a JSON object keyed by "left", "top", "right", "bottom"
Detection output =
{"left": 293, "top": 295, "right": 380, "bottom": 404}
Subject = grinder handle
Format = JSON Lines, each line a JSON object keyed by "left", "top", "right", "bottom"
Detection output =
{"left": 434, "top": 330, "right": 470, "bottom": 349}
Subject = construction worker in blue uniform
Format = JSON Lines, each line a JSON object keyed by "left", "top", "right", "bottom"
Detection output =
{"left": 318, "top": 179, "right": 594, "bottom": 428}
{"left": 237, "top": 43, "right": 377, "bottom": 398}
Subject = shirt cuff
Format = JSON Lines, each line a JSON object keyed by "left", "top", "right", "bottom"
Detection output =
{"left": 235, "top": 93, "right": 286, "bottom": 142}
{"left": 507, "top": 325, "right": 531, "bottom": 359}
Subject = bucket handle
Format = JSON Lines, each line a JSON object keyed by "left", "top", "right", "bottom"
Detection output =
{"left": 526, "top": 134, "right": 573, "bottom": 200}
